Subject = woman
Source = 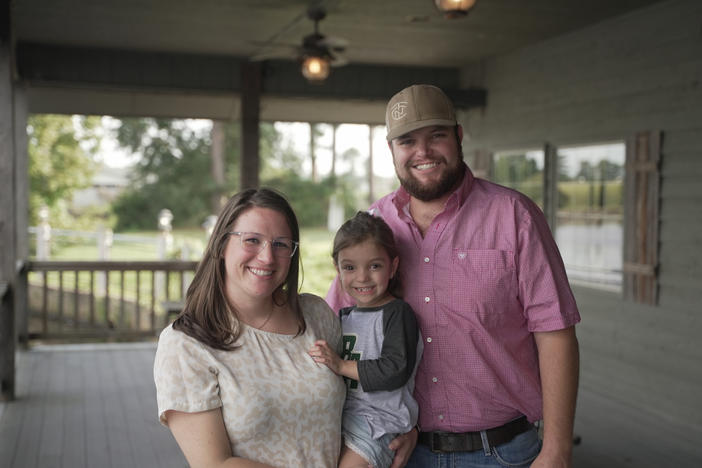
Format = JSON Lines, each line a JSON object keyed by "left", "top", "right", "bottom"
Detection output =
{"left": 154, "top": 188, "right": 346, "bottom": 468}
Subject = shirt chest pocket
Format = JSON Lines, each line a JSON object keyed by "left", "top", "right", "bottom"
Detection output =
{"left": 448, "top": 249, "right": 517, "bottom": 325}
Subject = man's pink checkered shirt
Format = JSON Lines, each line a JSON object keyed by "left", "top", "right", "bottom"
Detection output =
{"left": 326, "top": 167, "right": 581, "bottom": 432}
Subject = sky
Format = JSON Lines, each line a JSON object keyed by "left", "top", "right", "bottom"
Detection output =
{"left": 97, "top": 117, "right": 396, "bottom": 179}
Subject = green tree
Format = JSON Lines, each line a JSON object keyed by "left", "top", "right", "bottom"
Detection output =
{"left": 112, "top": 118, "right": 367, "bottom": 230}
{"left": 112, "top": 118, "right": 219, "bottom": 230}
{"left": 260, "top": 122, "right": 304, "bottom": 178}
{"left": 27, "top": 114, "right": 100, "bottom": 227}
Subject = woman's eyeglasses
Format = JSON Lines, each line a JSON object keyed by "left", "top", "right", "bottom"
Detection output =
{"left": 228, "top": 231, "right": 298, "bottom": 258}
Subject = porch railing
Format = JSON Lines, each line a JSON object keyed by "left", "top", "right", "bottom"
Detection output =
{"left": 26, "top": 260, "right": 198, "bottom": 341}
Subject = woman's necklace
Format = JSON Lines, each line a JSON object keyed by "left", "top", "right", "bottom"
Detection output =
{"left": 254, "top": 308, "right": 275, "bottom": 330}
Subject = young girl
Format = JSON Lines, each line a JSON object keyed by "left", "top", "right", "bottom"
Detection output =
{"left": 309, "top": 211, "right": 421, "bottom": 468}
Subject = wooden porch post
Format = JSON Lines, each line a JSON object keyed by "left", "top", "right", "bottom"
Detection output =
{"left": 368, "top": 125, "right": 374, "bottom": 204}
{"left": 13, "top": 85, "right": 28, "bottom": 347}
{"left": 543, "top": 142, "right": 558, "bottom": 231}
{"left": 240, "top": 62, "right": 261, "bottom": 190}
{"left": 0, "top": 16, "right": 16, "bottom": 400}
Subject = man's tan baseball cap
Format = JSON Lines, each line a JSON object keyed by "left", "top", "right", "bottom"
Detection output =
{"left": 385, "top": 84, "right": 456, "bottom": 141}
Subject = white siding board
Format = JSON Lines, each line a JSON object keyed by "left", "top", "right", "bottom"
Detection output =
{"left": 463, "top": 0, "right": 702, "bottom": 458}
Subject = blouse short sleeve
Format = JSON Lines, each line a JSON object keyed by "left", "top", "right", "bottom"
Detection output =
{"left": 301, "top": 293, "right": 342, "bottom": 354}
{"left": 153, "top": 325, "right": 222, "bottom": 425}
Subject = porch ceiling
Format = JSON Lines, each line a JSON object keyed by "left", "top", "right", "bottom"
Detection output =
{"left": 10, "top": 0, "right": 665, "bottom": 121}
{"left": 14, "top": 0, "right": 663, "bottom": 68}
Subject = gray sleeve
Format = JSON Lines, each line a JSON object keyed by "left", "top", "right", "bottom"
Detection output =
{"left": 357, "top": 301, "right": 419, "bottom": 392}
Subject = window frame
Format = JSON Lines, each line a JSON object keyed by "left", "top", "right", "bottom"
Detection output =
{"left": 479, "top": 131, "right": 660, "bottom": 303}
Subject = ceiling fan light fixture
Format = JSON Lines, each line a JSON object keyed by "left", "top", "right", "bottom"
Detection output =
{"left": 434, "top": 0, "right": 477, "bottom": 19}
{"left": 301, "top": 55, "right": 331, "bottom": 82}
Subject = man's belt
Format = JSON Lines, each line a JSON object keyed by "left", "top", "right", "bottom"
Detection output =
{"left": 418, "top": 416, "right": 533, "bottom": 453}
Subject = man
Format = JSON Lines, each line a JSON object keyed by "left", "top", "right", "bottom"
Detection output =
{"left": 326, "top": 84, "right": 580, "bottom": 468}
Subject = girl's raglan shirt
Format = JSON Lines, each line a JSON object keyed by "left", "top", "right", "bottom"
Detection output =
{"left": 340, "top": 298, "right": 422, "bottom": 438}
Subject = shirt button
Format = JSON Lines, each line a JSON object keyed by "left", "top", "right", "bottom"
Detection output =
{"left": 438, "top": 414, "right": 444, "bottom": 420}
{"left": 424, "top": 257, "right": 430, "bottom": 263}
{"left": 424, "top": 296, "right": 430, "bottom": 303}
{"left": 426, "top": 337, "right": 432, "bottom": 343}
{"left": 432, "top": 377, "right": 438, "bottom": 383}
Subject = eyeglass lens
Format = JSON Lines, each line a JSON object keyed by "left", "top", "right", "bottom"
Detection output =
{"left": 233, "top": 232, "right": 297, "bottom": 257}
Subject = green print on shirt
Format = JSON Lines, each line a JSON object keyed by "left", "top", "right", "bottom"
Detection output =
{"left": 342, "top": 334, "right": 361, "bottom": 389}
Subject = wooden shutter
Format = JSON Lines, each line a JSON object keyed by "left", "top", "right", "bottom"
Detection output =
{"left": 623, "top": 130, "right": 661, "bottom": 304}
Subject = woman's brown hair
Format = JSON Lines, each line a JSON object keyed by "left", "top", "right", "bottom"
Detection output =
{"left": 173, "top": 188, "right": 304, "bottom": 350}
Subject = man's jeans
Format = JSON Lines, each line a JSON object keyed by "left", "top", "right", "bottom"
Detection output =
{"left": 406, "top": 426, "right": 541, "bottom": 468}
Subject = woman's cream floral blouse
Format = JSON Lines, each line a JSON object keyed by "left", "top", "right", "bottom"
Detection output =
{"left": 154, "top": 294, "right": 346, "bottom": 467}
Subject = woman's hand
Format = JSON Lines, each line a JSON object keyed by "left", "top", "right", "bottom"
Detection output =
{"left": 388, "top": 426, "right": 418, "bottom": 468}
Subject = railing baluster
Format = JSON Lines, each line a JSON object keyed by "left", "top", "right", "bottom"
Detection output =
{"left": 74, "top": 270, "right": 79, "bottom": 329}
{"left": 89, "top": 270, "right": 95, "bottom": 325}
{"left": 58, "top": 271, "right": 64, "bottom": 330}
{"left": 136, "top": 271, "right": 141, "bottom": 330}
{"left": 119, "top": 270, "right": 125, "bottom": 328}
{"left": 150, "top": 270, "right": 156, "bottom": 331}
{"left": 105, "top": 270, "right": 110, "bottom": 329}
{"left": 165, "top": 270, "right": 171, "bottom": 302}
{"left": 26, "top": 260, "right": 197, "bottom": 340}
{"left": 42, "top": 271, "right": 48, "bottom": 334}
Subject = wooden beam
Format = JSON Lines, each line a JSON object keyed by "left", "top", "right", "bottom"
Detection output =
{"left": 16, "top": 43, "right": 487, "bottom": 110}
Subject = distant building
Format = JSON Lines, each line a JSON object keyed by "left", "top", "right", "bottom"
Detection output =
{"left": 71, "top": 165, "right": 131, "bottom": 211}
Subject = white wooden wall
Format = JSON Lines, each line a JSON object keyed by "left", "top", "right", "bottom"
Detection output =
{"left": 461, "top": 0, "right": 702, "bottom": 456}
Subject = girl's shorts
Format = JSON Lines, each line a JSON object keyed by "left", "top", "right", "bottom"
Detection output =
{"left": 342, "top": 411, "right": 396, "bottom": 468}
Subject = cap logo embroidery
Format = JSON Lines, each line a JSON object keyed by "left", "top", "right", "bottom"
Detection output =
{"left": 391, "top": 101, "right": 408, "bottom": 120}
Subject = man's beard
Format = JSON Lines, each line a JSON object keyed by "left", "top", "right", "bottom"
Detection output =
{"left": 396, "top": 158, "right": 465, "bottom": 202}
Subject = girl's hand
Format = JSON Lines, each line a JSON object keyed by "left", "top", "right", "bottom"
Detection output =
{"left": 308, "top": 340, "right": 344, "bottom": 374}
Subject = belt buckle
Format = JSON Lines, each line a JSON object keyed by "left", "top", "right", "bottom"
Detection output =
{"left": 429, "top": 431, "right": 443, "bottom": 453}
{"left": 429, "top": 432, "right": 446, "bottom": 453}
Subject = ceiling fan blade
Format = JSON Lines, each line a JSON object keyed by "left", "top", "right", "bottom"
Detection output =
{"left": 329, "top": 52, "right": 349, "bottom": 67}
{"left": 318, "top": 36, "right": 348, "bottom": 50}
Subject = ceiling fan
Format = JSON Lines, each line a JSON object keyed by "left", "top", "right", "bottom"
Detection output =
{"left": 251, "top": 3, "right": 349, "bottom": 82}
{"left": 300, "top": 5, "right": 348, "bottom": 66}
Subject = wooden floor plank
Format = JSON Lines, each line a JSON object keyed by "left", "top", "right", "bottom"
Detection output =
{"left": 573, "top": 386, "right": 702, "bottom": 468}
{"left": 6, "top": 342, "right": 698, "bottom": 468}
{"left": 0, "top": 398, "right": 22, "bottom": 465}
{"left": 0, "top": 352, "right": 28, "bottom": 466}
{"left": 61, "top": 351, "right": 86, "bottom": 468}
{"left": 12, "top": 351, "right": 47, "bottom": 468}
{"left": 123, "top": 347, "right": 187, "bottom": 468}
{"left": 116, "top": 347, "right": 160, "bottom": 468}
{"left": 37, "top": 351, "right": 66, "bottom": 467}
{"left": 99, "top": 349, "right": 136, "bottom": 468}
{"left": 83, "top": 348, "right": 111, "bottom": 468}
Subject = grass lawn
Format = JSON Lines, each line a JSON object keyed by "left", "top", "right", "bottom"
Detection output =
{"left": 299, "top": 228, "right": 336, "bottom": 298}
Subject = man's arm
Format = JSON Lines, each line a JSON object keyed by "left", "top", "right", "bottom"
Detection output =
{"left": 532, "top": 326, "right": 579, "bottom": 468}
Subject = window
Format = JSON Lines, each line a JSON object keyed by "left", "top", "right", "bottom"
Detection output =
{"left": 555, "top": 143, "right": 626, "bottom": 292}
{"left": 482, "top": 131, "right": 660, "bottom": 300}
{"left": 492, "top": 149, "right": 545, "bottom": 208}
